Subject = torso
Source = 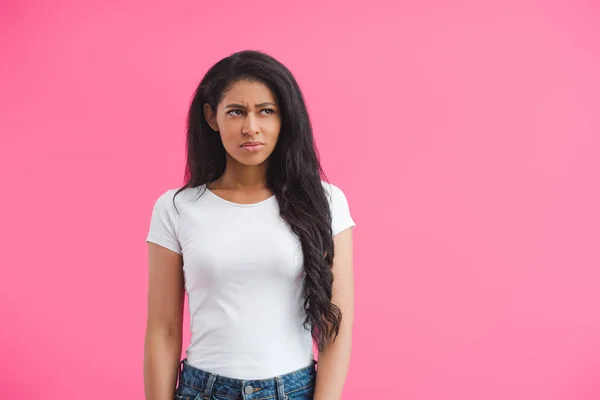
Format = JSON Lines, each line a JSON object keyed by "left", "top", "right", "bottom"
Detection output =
{"left": 146, "top": 180, "right": 355, "bottom": 379}
{"left": 172, "top": 185, "right": 313, "bottom": 379}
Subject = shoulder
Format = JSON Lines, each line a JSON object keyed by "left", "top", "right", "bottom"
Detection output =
{"left": 320, "top": 180, "right": 349, "bottom": 204}
{"left": 320, "top": 180, "right": 355, "bottom": 235}
{"left": 151, "top": 186, "right": 202, "bottom": 212}
{"left": 155, "top": 188, "right": 177, "bottom": 202}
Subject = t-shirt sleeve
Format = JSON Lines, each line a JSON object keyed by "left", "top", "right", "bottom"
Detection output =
{"left": 146, "top": 190, "right": 182, "bottom": 254}
{"left": 324, "top": 182, "right": 356, "bottom": 236}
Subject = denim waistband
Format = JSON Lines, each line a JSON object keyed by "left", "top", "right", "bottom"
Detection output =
{"left": 175, "top": 359, "right": 317, "bottom": 400}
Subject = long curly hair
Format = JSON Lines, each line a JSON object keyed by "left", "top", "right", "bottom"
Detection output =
{"left": 172, "top": 50, "right": 340, "bottom": 350}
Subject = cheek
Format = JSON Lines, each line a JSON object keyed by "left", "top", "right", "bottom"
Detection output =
{"left": 219, "top": 132, "right": 240, "bottom": 149}
{"left": 267, "top": 132, "right": 281, "bottom": 146}
{"left": 216, "top": 121, "right": 240, "bottom": 140}
{"left": 266, "top": 120, "right": 282, "bottom": 140}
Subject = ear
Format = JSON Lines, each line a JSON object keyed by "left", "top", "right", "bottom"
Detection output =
{"left": 203, "top": 103, "right": 219, "bottom": 132}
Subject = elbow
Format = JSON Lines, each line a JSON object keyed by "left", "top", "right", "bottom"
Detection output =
{"left": 145, "top": 322, "right": 182, "bottom": 342}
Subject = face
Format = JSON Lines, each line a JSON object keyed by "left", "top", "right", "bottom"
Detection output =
{"left": 204, "top": 80, "right": 281, "bottom": 167}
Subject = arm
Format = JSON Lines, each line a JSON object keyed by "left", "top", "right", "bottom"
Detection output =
{"left": 144, "top": 243, "right": 185, "bottom": 400}
{"left": 314, "top": 227, "right": 355, "bottom": 400}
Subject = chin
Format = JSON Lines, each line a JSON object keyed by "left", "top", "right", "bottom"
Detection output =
{"left": 237, "top": 160, "right": 266, "bottom": 167}
{"left": 226, "top": 148, "right": 272, "bottom": 166}
{"left": 229, "top": 154, "right": 270, "bottom": 167}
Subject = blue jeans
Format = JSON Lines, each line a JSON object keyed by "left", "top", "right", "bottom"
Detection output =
{"left": 174, "top": 359, "right": 317, "bottom": 400}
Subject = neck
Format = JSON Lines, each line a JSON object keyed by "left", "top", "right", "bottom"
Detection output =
{"left": 214, "top": 157, "right": 269, "bottom": 190}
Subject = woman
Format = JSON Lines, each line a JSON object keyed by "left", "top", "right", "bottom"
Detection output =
{"left": 144, "top": 50, "right": 356, "bottom": 400}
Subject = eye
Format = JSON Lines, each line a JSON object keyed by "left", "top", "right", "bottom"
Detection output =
{"left": 227, "top": 110, "right": 243, "bottom": 117}
{"left": 261, "top": 109, "right": 275, "bottom": 115}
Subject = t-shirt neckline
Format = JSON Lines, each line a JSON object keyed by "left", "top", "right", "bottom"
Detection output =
{"left": 203, "top": 185, "right": 276, "bottom": 208}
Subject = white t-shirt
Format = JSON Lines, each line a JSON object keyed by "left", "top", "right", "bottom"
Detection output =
{"left": 146, "top": 181, "right": 355, "bottom": 379}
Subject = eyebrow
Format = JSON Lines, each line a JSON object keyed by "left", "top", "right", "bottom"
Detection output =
{"left": 224, "top": 102, "right": 277, "bottom": 109}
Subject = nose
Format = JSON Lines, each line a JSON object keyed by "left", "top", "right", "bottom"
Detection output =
{"left": 242, "top": 112, "right": 260, "bottom": 136}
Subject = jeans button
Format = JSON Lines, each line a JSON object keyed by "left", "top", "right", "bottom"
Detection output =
{"left": 244, "top": 385, "right": 254, "bottom": 395}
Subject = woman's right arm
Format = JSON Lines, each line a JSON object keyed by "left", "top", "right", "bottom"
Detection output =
{"left": 144, "top": 242, "right": 185, "bottom": 400}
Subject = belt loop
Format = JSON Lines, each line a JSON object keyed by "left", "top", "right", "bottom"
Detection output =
{"left": 275, "top": 376, "right": 287, "bottom": 400}
{"left": 202, "top": 373, "right": 217, "bottom": 400}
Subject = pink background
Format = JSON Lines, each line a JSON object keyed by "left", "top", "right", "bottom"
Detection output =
{"left": 1, "top": 1, "right": 599, "bottom": 399}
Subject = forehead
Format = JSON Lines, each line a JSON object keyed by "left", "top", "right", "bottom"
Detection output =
{"left": 221, "top": 80, "right": 277, "bottom": 104}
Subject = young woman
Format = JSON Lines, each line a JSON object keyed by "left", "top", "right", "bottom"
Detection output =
{"left": 144, "top": 50, "right": 356, "bottom": 400}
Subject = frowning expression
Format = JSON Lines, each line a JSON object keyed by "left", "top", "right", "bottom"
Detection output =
{"left": 204, "top": 79, "right": 282, "bottom": 167}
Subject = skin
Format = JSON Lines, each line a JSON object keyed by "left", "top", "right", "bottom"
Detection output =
{"left": 144, "top": 79, "right": 354, "bottom": 400}
{"left": 204, "top": 79, "right": 281, "bottom": 201}
{"left": 144, "top": 243, "right": 184, "bottom": 400}
{"left": 313, "top": 227, "right": 354, "bottom": 400}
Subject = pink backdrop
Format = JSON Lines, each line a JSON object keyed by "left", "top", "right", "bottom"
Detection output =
{"left": 1, "top": 1, "right": 599, "bottom": 399}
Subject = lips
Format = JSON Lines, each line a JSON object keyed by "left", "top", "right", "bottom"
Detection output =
{"left": 240, "top": 141, "right": 265, "bottom": 152}
{"left": 240, "top": 141, "right": 264, "bottom": 147}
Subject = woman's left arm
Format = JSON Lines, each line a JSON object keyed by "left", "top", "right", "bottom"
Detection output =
{"left": 314, "top": 227, "right": 354, "bottom": 400}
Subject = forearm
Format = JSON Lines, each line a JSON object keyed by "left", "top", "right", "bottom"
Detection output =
{"left": 144, "top": 330, "right": 182, "bottom": 400}
{"left": 314, "top": 330, "right": 352, "bottom": 400}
